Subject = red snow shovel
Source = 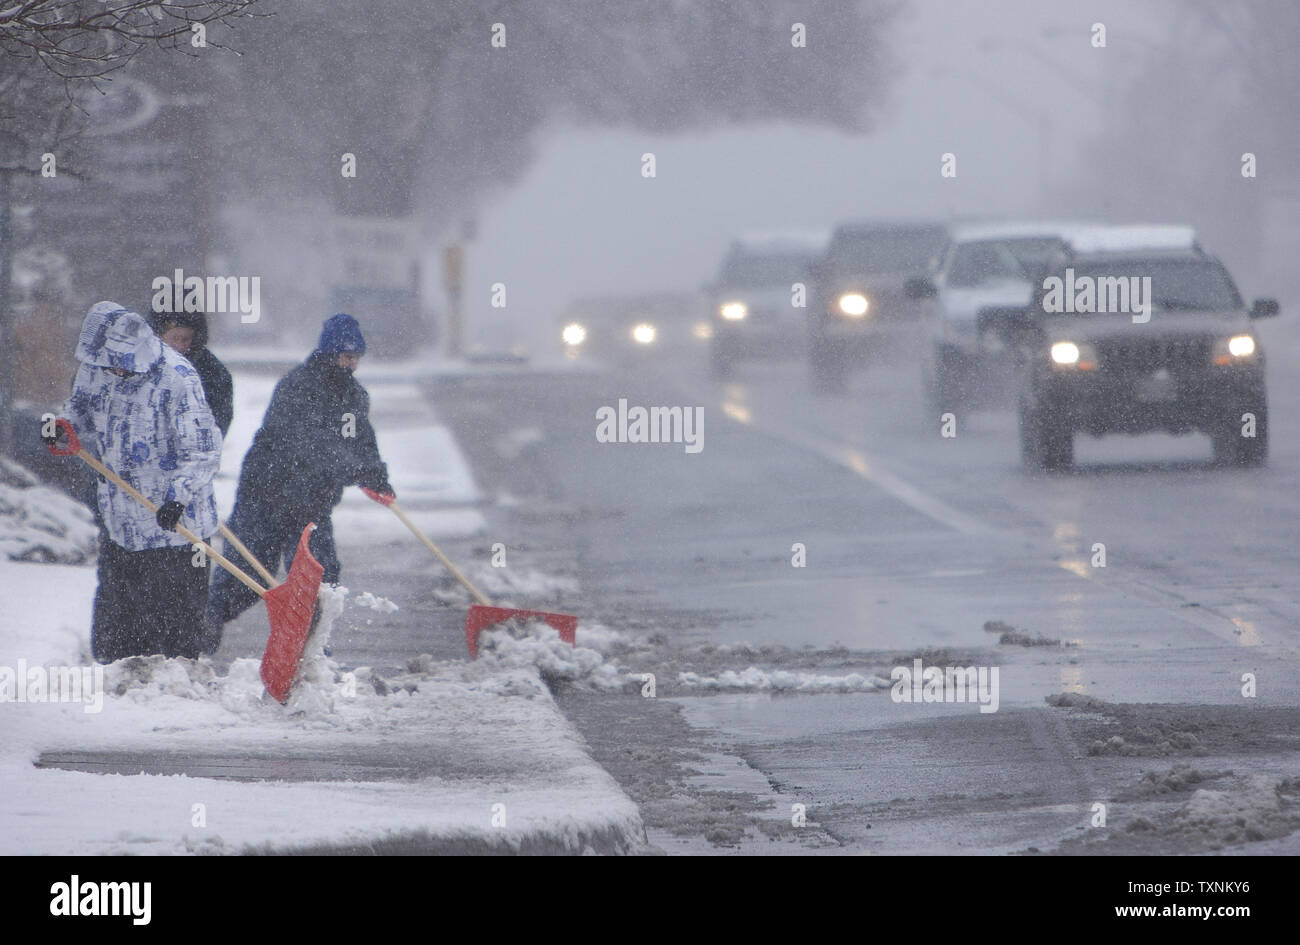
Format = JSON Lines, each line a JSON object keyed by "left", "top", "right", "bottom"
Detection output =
{"left": 48, "top": 419, "right": 323, "bottom": 703}
{"left": 363, "top": 488, "right": 577, "bottom": 658}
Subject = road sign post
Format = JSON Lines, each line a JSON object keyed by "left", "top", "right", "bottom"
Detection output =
{"left": 443, "top": 244, "right": 463, "bottom": 358}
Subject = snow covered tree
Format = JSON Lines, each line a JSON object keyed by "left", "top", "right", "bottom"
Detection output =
{"left": 208, "top": 0, "right": 902, "bottom": 219}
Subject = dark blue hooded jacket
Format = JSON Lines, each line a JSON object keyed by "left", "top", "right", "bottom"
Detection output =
{"left": 233, "top": 351, "right": 387, "bottom": 523}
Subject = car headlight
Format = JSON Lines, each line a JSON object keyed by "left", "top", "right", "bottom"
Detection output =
{"left": 632, "top": 323, "right": 657, "bottom": 345}
{"left": 720, "top": 302, "right": 747, "bottom": 321}
{"left": 1050, "top": 340, "right": 1097, "bottom": 370}
{"left": 1212, "top": 334, "right": 1256, "bottom": 364}
{"left": 837, "top": 293, "right": 869, "bottom": 317}
{"left": 562, "top": 323, "right": 587, "bottom": 347}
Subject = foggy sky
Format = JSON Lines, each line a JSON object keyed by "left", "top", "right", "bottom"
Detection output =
{"left": 459, "top": 0, "right": 1166, "bottom": 355}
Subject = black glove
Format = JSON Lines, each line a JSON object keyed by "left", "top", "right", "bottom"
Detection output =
{"left": 156, "top": 501, "right": 185, "bottom": 531}
{"left": 358, "top": 467, "right": 392, "bottom": 496}
{"left": 40, "top": 420, "right": 65, "bottom": 449}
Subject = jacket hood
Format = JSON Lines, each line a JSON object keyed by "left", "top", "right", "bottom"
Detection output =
{"left": 146, "top": 308, "right": 210, "bottom": 349}
{"left": 75, "top": 302, "right": 164, "bottom": 373}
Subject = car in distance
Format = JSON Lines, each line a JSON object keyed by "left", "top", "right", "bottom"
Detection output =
{"left": 557, "top": 292, "right": 702, "bottom": 365}
{"left": 914, "top": 221, "right": 1097, "bottom": 413}
{"left": 706, "top": 230, "right": 828, "bottom": 378}
{"left": 807, "top": 221, "right": 948, "bottom": 392}
{"left": 1000, "top": 230, "right": 1277, "bottom": 471}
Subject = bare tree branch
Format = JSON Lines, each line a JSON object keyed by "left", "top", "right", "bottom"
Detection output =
{"left": 0, "top": 0, "right": 264, "bottom": 80}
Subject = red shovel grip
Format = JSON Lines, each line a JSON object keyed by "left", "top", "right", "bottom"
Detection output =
{"left": 362, "top": 487, "right": 395, "bottom": 507}
{"left": 46, "top": 418, "right": 82, "bottom": 456}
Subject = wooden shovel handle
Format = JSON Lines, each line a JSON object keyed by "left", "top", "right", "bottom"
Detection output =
{"left": 71, "top": 443, "right": 267, "bottom": 599}
{"left": 386, "top": 500, "right": 493, "bottom": 606}
{"left": 218, "top": 523, "right": 280, "bottom": 588}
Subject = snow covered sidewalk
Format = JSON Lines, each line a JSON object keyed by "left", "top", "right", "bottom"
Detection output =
{"left": 0, "top": 565, "right": 642, "bottom": 854}
{"left": 0, "top": 362, "right": 645, "bottom": 855}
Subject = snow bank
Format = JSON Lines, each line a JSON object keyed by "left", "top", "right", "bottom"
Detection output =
{"left": 0, "top": 568, "right": 644, "bottom": 855}
{"left": 678, "top": 666, "right": 893, "bottom": 693}
{"left": 1179, "top": 774, "right": 1282, "bottom": 830}
{"left": 0, "top": 458, "right": 97, "bottom": 565}
{"left": 476, "top": 619, "right": 632, "bottom": 691}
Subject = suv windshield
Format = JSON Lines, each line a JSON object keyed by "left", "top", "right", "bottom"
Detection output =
{"left": 1041, "top": 258, "right": 1242, "bottom": 314}
{"left": 825, "top": 228, "right": 946, "bottom": 276}
{"left": 946, "top": 238, "right": 1067, "bottom": 288}
{"left": 719, "top": 254, "right": 812, "bottom": 289}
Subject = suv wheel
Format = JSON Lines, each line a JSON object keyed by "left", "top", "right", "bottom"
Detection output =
{"left": 1020, "top": 400, "right": 1073, "bottom": 471}
{"left": 1212, "top": 402, "right": 1268, "bottom": 468}
{"left": 1041, "top": 424, "right": 1074, "bottom": 470}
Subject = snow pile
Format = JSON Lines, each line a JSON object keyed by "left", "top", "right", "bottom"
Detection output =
{"left": 0, "top": 459, "right": 97, "bottom": 565}
{"left": 286, "top": 583, "right": 349, "bottom": 714}
{"left": 1178, "top": 774, "right": 1283, "bottom": 835}
{"left": 102, "top": 586, "right": 372, "bottom": 717}
{"left": 105, "top": 655, "right": 273, "bottom": 715}
{"left": 678, "top": 667, "right": 893, "bottom": 693}
{"left": 475, "top": 619, "right": 630, "bottom": 691}
{"left": 1119, "top": 765, "right": 1226, "bottom": 800}
{"left": 353, "top": 591, "right": 398, "bottom": 613}
{"left": 0, "top": 559, "right": 646, "bottom": 854}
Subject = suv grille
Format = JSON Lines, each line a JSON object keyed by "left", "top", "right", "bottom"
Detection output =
{"left": 1097, "top": 336, "right": 1212, "bottom": 374}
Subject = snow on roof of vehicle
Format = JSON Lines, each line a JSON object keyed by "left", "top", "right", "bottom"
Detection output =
{"left": 948, "top": 220, "right": 1099, "bottom": 244}
{"left": 1064, "top": 224, "right": 1198, "bottom": 254}
{"left": 834, "top": 220, "right": 945, "bottom": 237}
{"left": 731, "top": 229, "right": 831, "bottom": 255}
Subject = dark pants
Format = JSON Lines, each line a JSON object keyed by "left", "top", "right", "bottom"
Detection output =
{"left": 92, "top": 536, "right": 211, "bottom": 663}
{"left": 207, "top": 508, "right": 339, "bottom": 631}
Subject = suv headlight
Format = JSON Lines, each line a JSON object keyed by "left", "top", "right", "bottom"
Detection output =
{"left": 720, "top": 302, "right": 747, "bottom": 321}
{"left": 562, "top": 323, "right": 586, "bottom": 347}
{"left": 837, "top": 293, "right": 869, "bottom": 317}
{"left": 1050, "top": 340, "right": 1098, "bottom": 370}
{"left": 632, "top": 323, "right": 657, "bottom": 345}
{"left": 1212, "top": 334, "right": 1256, "bottom": 364}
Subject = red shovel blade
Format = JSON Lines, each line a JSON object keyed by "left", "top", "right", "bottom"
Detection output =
{"left": 466, "top": 606, "right": 577, "bottom": 659}
{"left": 260, "top": 524, "right": 326, "bottom": 703}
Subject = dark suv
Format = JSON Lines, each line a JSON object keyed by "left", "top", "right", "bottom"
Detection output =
{"left": 807, "top": 222, "right": 947, "bottom": 392}
{"left": 1007, "top": 243, "right": 1278, "bottom": 470}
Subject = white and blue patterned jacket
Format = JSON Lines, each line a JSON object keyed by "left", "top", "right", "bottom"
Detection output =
{"left": 62, "top": 302, "right": 222, "bottom": 551}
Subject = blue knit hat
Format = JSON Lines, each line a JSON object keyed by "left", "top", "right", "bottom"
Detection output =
{"left": 317, "top": 313, "right": 366, "bottom": 355}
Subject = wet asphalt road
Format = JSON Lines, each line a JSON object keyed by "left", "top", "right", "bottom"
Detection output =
{"left": 198, "top": 323, "right": 1300, "bottom": 853}
{"left": 425, "top": 324, "right": 1300, "bottom": 854}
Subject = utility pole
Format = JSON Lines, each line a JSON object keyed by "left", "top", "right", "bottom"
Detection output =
{"left": 0, "top": 166, "right": 15, "bottom": 456}
{"left": 442, "top": 243, "right": 463, "bottom": 358}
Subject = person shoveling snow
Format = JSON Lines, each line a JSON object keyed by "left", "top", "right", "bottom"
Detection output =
{"left": 206, "top": 314, "right": 394, "bottom": 656}
{"left": 46, "top": 302, "right": 222, "bottom": 662}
